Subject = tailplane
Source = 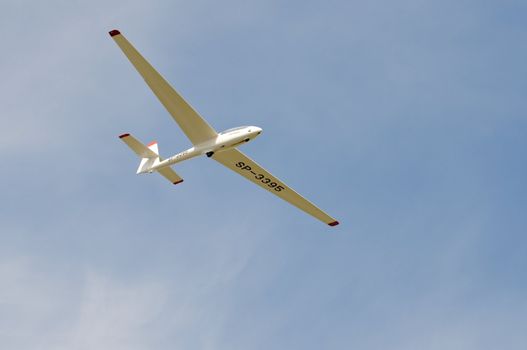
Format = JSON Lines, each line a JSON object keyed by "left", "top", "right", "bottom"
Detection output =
{"left": 118, "top": 133, "right": 184, "bottom": 185}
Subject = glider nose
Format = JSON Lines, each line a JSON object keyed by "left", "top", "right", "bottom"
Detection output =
{"left": 255, "top": 127, "right": 262, "bottom": 135}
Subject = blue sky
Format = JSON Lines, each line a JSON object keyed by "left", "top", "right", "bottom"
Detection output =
{"left": 1, "top": 0, "right": 526, "bottom": 349}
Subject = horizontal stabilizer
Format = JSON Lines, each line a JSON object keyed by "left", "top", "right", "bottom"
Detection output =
{"left": 158, "top": 167, "right": 184, "bottom": 184}
{"left": 119, "top": 133, "right": 157, "bottom": 158}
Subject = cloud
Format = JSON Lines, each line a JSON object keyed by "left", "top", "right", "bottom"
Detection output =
{"left": 62, "top": 271, "right": 168, "bottom": 350}
{"left": 0, "top": 257, "right": 169, "bottom": 350}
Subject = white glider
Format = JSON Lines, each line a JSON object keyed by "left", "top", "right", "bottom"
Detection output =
{"left": 110, "top": 30, "right": 339, "bottom": 226}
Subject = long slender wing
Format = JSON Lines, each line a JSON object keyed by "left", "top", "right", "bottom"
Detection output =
{"left": 212, "top": 148, "right": 339, "bottom": 226}
{"left": 109, "top": 30, "right": 217, "bottom": 145}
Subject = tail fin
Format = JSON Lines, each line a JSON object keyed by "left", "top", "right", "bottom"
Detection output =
{"left": 119, "top": 133, "right": 184, "bottom": 185}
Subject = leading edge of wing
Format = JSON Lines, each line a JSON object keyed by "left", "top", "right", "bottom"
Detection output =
{"left": 109, "top": 29, "right": 218, "bottom": 145}
{"left": 212, "top": 148, "right": 339, "bottom": 226}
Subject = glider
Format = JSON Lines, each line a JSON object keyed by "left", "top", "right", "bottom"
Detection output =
{"left": 109, "top": 30, "right": 339, "bottom": 226}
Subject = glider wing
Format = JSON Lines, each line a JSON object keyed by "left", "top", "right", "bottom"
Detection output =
{"left": 110, "top": 30, "right": 217, "bottom": 145}
{"left": 212, "top": 148, "right": 339, "bottom": 226}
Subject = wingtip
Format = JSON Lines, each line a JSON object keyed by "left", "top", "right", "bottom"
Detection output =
{"left": 109, "top": 29, "right": 121, "bottom": 37}
{"left": 328, "top": 221, "right": 339, "bottom": 227}
{"left": 173, "top": 180, "right": 184, "bottom": 185}
{"left": 119, "top": 133, "right": 130, "bottom": 138}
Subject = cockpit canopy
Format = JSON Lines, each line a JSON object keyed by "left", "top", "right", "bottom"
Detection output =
{"left": 219, "top": 126, "right": 250, "bottom": 135}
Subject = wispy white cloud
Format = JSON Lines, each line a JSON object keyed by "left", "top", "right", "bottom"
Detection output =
{"left": 61, "top": 271, "right": 168, "bottom": 350}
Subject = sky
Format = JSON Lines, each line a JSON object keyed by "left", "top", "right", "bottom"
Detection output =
{"left": 1, "top": 0, "right": 526, "bottom": 349}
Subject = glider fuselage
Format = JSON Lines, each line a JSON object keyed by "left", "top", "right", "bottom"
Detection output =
{"left": 148, "top": 126, "right": 262, "bottom": 172}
